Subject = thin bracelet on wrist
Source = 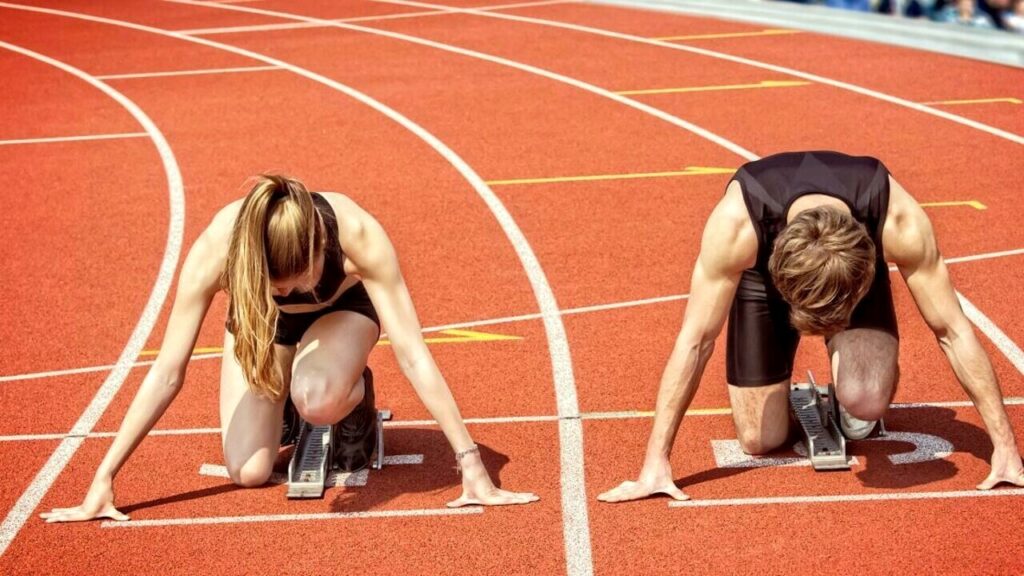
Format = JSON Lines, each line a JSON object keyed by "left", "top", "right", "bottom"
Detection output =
{"left": 455, "top": 444, "right": 480, "bottom": 473}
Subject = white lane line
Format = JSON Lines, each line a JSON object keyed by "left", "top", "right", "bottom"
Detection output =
{"left": 0, "top": 353, "right": 221, "bottom": 384}
{"left": 5, "top": 244, "right": 1024, "bottom": 384}
{"left": 100, "top": 506, "right": 482, "bottom": 527}
{"left": 171, "top": 0, "right": 755, "bottom": 160}
{"left": 669, "top": 488, "right": 1024, "bottom": 508}
{"left": 957, "top": 293, "right": 1024, "bottom": 376}
{"left": 177, "top": 0, "right": 571, "bottom": 35}
{"left": 945, "top": 248, "right": 1024, "bottom": 266}
{"left": 375, "top": 0, "right": 1024, "bottom": 146}
{"left": 96, "top": 65, "right": 281, "bottom": 79}
{"left": 5, "top": 399, "right": 1022, "bottom": 443}
{"left": 0, "top": 40, "right": 184, "bottom": 558}
{"left": 0, "top": 1, "right": 588, "bottom": 570}
{"left": 0, "top": 132, "right": 148, "bottom": 145}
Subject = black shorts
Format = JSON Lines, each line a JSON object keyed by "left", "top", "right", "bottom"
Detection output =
{"left": 725, "top": 262, "right": 898, "bottom": 387}
{"left": 227, "top": 282, "right": 381, "bottom": 347}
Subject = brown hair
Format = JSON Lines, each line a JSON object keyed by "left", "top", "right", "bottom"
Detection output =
{"left": 223, "top": 175, "right": 324, "bottom": 400}
{"left": 768, "top": 205, "right": 876, "bottom": 336}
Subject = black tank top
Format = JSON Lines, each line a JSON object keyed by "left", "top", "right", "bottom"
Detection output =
{"left": 733, "top": 151, "right": 891, "bottom": 272}
{"left": 273, "top": 193, "right": 345, "bottom": 306}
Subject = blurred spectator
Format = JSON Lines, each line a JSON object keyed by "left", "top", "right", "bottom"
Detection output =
{"left": 774, "top": 0, "right": 1024, "bottom": 32}
{"left": 826, "top": 0, "right": 871, "bottom": 9}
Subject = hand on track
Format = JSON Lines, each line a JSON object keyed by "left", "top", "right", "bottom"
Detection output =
{"left": 447, "top": 484, "right": 540, "bottom": 508}
{"left": 446, "top": 454, "right": 540, "bottom": 508}
{"left": 39, "top": 482, "right": 129, "bottom": 523}
{"left": 977, "top": 449, "right": 1024, "bottom": 490}
{"left": 598, "top": 460, "right": 688, "bottom": 503}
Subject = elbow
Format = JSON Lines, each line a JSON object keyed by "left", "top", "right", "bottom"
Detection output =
{"left": 394, "top": 347, "right": 425, "bottom": 377}
{"left": 147, "top": 365, "right": 184, "bottom": 394}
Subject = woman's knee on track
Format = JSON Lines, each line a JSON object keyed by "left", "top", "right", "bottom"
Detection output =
{"left": 226, "top": 455, "right": 274, "bottom": 488}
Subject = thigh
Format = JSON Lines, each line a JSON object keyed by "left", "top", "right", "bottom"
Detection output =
{"left": 220, "top": 330, "right": 295, "bottom": 473}
{"left": 727, "top": 268, "right": 800, "bottom": 386}
{"left": 292, "top": 310, "right": 379, "bottom": 397}
{"left": 727, "top": 380, "right": 791, "bottom": 455}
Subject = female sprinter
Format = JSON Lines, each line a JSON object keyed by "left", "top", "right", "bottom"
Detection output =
{"left": 41, "top": 174, "right": 539, "bottom": 522}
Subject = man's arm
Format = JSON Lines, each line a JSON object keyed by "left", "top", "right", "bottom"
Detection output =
{"left": 887, "top": 178, "right": 1023, "bottom": 489}
{"left": 598, "top": 183, "right": 756, "bottom": 502}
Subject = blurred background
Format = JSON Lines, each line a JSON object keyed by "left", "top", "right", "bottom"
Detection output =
{"left": 775, "top": 0, "right": 1024, "bottom": 33}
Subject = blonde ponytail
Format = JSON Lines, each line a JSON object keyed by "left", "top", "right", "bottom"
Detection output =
{"left": 224, "top": 175, "right": 323, "bottom": 400}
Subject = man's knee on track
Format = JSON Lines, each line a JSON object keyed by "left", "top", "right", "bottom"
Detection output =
{"left": 737, "top": 427, "right": 787, "bottom": 456}
{"left": 291, "top": 370, "right": 364, "bottom": 425}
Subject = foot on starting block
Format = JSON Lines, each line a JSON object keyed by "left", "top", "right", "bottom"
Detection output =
{"left": 286, "top": 368, "right": 394, "bottom": 498}
{"left": 790, "top": 370, "right": 849, "bottom": 471}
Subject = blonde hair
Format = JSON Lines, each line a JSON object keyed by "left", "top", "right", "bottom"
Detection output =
{"left": 768, "top": 205, "right": 876, "bottom": 336}
{"left": 224, "top": 175, "right": 324, "bottom": 400}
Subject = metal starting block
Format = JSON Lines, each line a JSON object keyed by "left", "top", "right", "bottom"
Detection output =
{"left": 790, "top": 370, "right": 849, "bottom": 471}
{"left": 373, "top": 410, "right": 392, "bottom": 471}
{"left": 286, "top": 408, "right": 393, "bottom": 499}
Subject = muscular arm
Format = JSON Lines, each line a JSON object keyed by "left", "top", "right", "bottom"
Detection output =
{"left": 600, "top": 182, "right": 756, "bottom": 502}
{"left": 887, "top": 178, "right": 1022, "bottom": 487}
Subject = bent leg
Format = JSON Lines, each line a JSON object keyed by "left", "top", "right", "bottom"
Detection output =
{"left": 290, "top": 311, "right": 379, "bottom": 425}
{"left": 219, "top": 330, "right": 295, "bottom": 487}
{"left": 829, "top": 328, "right": 900, "bottom": 421}
{"left": 727, "top": 380, "right": 791, "bottom": 455}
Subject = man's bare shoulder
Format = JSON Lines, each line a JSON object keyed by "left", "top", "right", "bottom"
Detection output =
{"left": 699, "top": 181, "right": 758, "bottom": 273}
{"left": 883, "top": 176, "right": 937, "bottom": 268}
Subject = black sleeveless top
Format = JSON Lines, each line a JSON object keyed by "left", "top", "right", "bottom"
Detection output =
{"left": 732, "top": 151, "right": 890, "bottom": 272}
{"left": 273, "top": 193, "right": 345, "bottom": 306}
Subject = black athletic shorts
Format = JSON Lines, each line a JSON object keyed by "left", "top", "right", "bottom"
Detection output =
{"left": 227, "top": 282, "right": 381, "bottom": 346}
{"left": 725, "top": 261, "right": 898, "bottom": 387}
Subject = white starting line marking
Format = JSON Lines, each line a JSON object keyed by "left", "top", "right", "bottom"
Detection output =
{"left": 198, "top": 454, "right": 424, "bottom": 487}
{"left": 100, "top": 506, "right": 482, "bottom": 528}
{"left": 711, "top": 440, "right": 859, "bottom": 469}
{"left": 669, "top": 488, "right": 1024, "bottom": 508}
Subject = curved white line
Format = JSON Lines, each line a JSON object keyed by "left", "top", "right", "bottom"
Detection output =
{"left": 376, "top": 0, "right": 1024, "bottom": 146}
{"left": 171, "top": 0, "right": 757, "bottom": 163}
{"left": 0, "top": 41, "right": 184, "bottom": 556}
{"left": 0, "top": 1, "right": 583, "bottom": 566}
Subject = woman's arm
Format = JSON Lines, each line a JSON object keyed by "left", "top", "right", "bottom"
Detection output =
{"left": 340, "top": 201, "right": 537, "bottom": 507}
{"left": 41, "top": 217, "right": 227, "bottom": 522}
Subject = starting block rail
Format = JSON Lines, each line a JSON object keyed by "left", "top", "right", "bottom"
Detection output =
{"left": 286, "top": 409, "right": 393, "bottom": 499}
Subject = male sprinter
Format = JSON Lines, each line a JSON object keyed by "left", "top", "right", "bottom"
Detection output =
{"left": 599, "top": 150, "right": 1024, "bottom": 502}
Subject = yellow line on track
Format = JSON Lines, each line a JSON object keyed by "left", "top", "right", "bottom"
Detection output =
{"left": 486, "top": 166, "right": 735, "bottom": 186}
{"left": 652, "top": 29, "right": 801, "bottom": 41}
{"left": 922, "top": 97, "right": 1021, "bottom": 106}
{"left": 617, "top": 80, "right": 811, "bottom": 96}
{"left": 920, "top": 200, "right": 987, "bottom": 210}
